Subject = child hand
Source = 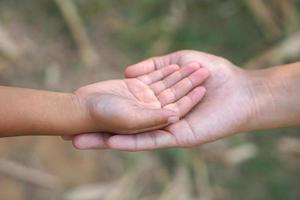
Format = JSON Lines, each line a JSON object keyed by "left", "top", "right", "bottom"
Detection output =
{"left": 74, "top": 63, "right": 209, "bottom": 134}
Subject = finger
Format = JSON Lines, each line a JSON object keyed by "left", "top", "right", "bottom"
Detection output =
{"left": 107, "top": 130, "right": 177, "bottom": 151}
{"left": 150, "top": 62, "right": 200, "bottom": 94}
{"left": 137, "top": 64, "right": 179, "bottom": 85}
{"left": 158, "top": 68, "right": 209, "bottom": 106}
{"left": 129, "top": 108, "right": 179, "bottom": 132}
{"left": 125, "top": 50, "right": 200, "bottom": 78}
{"left": 72, "top": 133, "right": 112, "bottom": 149}
{"left": 164, "top": 86, "right": 206, "bottom": 117}
{"left": 125, "top": 55, "right": 172, "bottom": 78}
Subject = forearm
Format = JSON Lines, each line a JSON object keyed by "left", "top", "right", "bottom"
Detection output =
{"left": 0, "top": 86, "right": 91, "bottom": 137}
{"left": 247, "top": 62, "right": 300, "bottom": 131}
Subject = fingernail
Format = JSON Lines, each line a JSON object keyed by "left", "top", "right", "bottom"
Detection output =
{"left": 168, "top": 116, "right": 179, "bottom": 123}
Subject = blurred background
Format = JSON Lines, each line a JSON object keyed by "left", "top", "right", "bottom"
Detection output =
{"left": 0, "top": 0, "right": 300, "bottom": 200}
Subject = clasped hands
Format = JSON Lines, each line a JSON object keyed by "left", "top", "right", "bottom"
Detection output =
{"left": 67, "top": 50, "right": 256, "bottom": 151}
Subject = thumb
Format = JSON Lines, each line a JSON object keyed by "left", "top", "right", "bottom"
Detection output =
{"left": 130, "top": 108, "right": 179, "bottom": 132}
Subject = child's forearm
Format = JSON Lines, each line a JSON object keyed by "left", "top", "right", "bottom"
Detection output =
{"left": 0, "top": 86, "right": 90, "bottom": 137}
{"left": 247, "top": 62, "right": 300, "bottom": 131}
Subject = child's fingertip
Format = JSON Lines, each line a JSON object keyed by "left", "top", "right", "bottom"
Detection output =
{"left": 168, "top": 116, "right": 180, "bottom": 124}
{"left": 163, "top": 108, "right": 178, "bottom": 118}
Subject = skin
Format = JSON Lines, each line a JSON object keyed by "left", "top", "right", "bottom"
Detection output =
{"left": 71, "top": 50, "right": 300, "bottom": 151}
{"left": 0, "top": 62, "right": 209, "bottom": 137}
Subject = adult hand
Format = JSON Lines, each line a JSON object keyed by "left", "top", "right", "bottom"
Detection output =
{"left": 71, "top": 50, "right": 258, "bottom": 150}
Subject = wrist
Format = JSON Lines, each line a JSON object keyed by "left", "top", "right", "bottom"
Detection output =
{"left": 244, "top": 68, "right": 276, "bottom": 131}
{"left": 244, "top": 63, "right": 300, "bottom": 131}
{"left": 71, "top": 90, "right": 99, "bottom": 134}
{"left": 43, "top": 91, "right": 96, "bottom": 136}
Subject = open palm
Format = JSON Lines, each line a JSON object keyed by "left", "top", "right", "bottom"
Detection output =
{"left": 71, "top": 50, "right": 255, "bottom": 150}
{"left": 74, "top": 61, "right": 209, "bottom": 135}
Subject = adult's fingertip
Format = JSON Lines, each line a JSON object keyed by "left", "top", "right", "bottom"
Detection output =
{"left": 124, "top": 67, "right": 135, "bottom": 78}
{"left": 108, "top": 136, "right": 136, "bottom": 151}
{"left": 125, "top": 59, "right": 155, "bottom": 78}
{"left": 72, "top": 137, "right": 87, "bottom": 150}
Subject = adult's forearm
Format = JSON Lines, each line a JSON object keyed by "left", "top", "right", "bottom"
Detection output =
{"left": 0, "top": 86, "right": 90, "bottom": 137}
{"left": 247, "top": 62, "right": 300, "bottom": 131}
